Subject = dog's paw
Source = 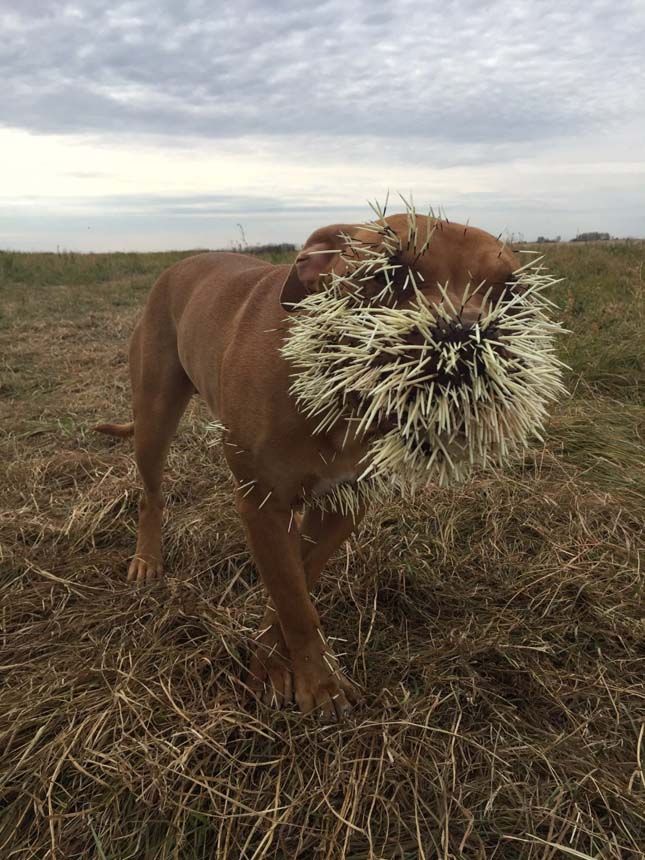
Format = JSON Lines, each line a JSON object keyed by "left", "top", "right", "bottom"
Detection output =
{"left": 293, "top": 648, "right": 361, "bottom": 722}
{"left": 127, "top": 555, "right": 163, "bottom": 585}
{"left": 246, "top": 623, "right": 295, "bottom": 709}
{"left": 257, "top": 662, "right": 296, "bottom": 710}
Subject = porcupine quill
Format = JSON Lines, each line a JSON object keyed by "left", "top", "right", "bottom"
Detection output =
{"left": 281, "top": 198, "right": 566, "bottom": 515}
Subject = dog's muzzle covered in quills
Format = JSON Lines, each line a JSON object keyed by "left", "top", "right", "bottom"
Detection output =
{"left": 282, "top": 207, "right": 567, "bottom": 513}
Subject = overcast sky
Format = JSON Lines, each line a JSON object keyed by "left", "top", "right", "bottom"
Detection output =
{"left": 2, "top": 0, "right": 644, "bottom": 251}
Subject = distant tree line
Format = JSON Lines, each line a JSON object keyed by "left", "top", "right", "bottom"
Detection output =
{"left": 535, "top": 232, "right": 613, "bottom": 243}
{"left": 229, "top": 242, "right": 298, "bottom": 254}
{"left": 570, "top": 232, "right": 611, "bottom": 242}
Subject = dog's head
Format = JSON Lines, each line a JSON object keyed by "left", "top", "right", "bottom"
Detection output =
{"left": 281, "top": 207, "right": 565, "bottom": 488}
{"left": 280, "top": 212, "right": 521, "bottom": 322}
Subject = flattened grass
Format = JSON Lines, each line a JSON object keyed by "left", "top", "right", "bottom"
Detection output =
{"left": 1, "top": 242, "right": 643, "bottom": 859}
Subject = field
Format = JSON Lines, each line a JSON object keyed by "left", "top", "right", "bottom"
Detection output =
{"left": 1, "top": 241, "right": 644, "bottom": 859}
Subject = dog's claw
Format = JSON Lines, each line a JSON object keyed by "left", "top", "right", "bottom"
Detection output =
{"left": 259, "top": 664, "right": 295, "bottom": 710}
{"left": 127, "top": 555, "right": 163, "bottom": 586}
{"left": 294, "top": 662, "right": 359, "bottom": 722}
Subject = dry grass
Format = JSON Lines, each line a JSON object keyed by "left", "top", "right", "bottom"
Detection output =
{"left": 1, "top": 244, "right": 644, "bottom": 859}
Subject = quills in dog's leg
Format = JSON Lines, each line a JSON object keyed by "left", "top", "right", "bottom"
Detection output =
{"left": 240, "top": 480, "right": 257, "bottom": 498}
{"left": 255, "top": 625, "right": 272, "bottom": 639}
{"left": 323, "top": 653, "right": 339, "bottom": 677}
{"left": 257, "top": 490, "right": 273, "bottom": 510}
{"left": 288, "top": 508, "right": 295, "bottom": 533}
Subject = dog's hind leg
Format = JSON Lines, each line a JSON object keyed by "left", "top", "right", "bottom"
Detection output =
{"left": 127, "top": 323, "right": 193, "bottom": 585}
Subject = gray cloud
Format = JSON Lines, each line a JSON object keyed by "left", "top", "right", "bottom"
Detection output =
{"left": 3, "top": 0, "right": 644, "bottom": 146}
{"left": 3, "top": 0, "right": 645, "bottom": 249}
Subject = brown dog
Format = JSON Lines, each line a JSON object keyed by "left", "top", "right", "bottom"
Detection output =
{"left": 95, "top": 213, "right": 519, "bottom": 720}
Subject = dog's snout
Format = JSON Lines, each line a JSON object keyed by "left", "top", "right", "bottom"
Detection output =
{"left": 459, "top": 305, "right": 482, "bottom": 327}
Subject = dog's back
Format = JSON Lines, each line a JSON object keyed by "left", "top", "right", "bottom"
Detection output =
{"left": 138, "top": 252, "right": 289, "bottom": 420}
{"left": 146, "top": 251, "right": 276, "bottom": 328}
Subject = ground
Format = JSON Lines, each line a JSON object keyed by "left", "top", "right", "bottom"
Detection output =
{"left": 1, "top": 242, "right": 644, "bottom": 859}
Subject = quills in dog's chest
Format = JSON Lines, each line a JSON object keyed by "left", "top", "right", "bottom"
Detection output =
{"left": 309, "top": 475, "right": 378, "bottom": 519}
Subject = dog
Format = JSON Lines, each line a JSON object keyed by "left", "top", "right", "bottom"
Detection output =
{"left": 95, "top": 213, "right": 520, "bottom": 720}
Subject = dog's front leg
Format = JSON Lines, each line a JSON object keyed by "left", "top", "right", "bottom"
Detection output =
{"left": 237, "top": 492, "right": 356, "bottom": 720}
{"left": 248, "top": 506, "right": 364, "bottom": 704}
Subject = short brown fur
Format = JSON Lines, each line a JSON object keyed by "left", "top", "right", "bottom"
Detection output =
{"left": 95, "top": 214, "right": 518, "bottom": 719}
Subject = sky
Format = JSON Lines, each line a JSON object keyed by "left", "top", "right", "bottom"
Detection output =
{"left": 2, "top": 0, "right": 644, "bottom": 251}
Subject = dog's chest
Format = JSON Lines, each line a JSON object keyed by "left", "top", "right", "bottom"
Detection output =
{"left": 302, "top": 432, "right": 368, "bottom": 512}
{"left": 311, "top": 472, "right": 357, "bottom": 499}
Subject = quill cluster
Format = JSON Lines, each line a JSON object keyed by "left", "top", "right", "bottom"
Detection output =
{"left": 282, "top": 206, "right": 566, "bottom": 514}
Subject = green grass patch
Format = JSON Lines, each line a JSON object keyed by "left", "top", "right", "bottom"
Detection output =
{"left": 530, "top": 241, "right": 645, "bottom": 399}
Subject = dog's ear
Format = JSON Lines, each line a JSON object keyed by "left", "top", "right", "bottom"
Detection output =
{"left": 279, "top": 243, "right": 337, "bottom": 309}
{"left": 280, "top": 225, "right": 356, "bottom": 311}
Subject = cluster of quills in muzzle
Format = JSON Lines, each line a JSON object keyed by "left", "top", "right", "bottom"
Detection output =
{"left": 280, "top": 200, "right": 567, "bottom": 517}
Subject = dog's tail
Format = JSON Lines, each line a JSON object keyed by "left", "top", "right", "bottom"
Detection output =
{"left": 93, "top": 421, "right": 135, "bottom": 439}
